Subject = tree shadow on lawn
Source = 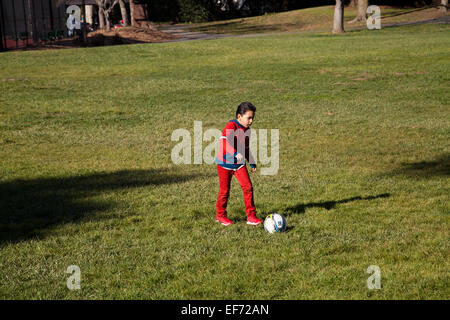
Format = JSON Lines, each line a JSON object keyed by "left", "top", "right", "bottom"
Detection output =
{"left": 390, "top": 154, "right": 450, "bottom": 178}
{"left": 0, "top": 169, "right": 203, "bottom": 244}
{"left": 283, "top": 193, "right": 391, "bottom": 217}
{"left": 379, "top": 6, "right": 440, "bottom": 19}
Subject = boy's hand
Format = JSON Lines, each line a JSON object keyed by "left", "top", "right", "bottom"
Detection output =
{"left": 251, "top": 166, "right": 257, "bottom": 173}
{"left": 235, "top": 153, "right": 244, "bottom": 163}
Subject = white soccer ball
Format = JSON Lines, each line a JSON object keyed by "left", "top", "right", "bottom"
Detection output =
{"left": 264, "top": 213, "right": 287, "bottom": 233}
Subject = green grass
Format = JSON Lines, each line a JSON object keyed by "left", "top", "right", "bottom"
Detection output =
{"left": 187, "top": 5, "right": 447, "bottom": 34}
{"left": 0, "top": 23, "right": 449, "bottom": 299}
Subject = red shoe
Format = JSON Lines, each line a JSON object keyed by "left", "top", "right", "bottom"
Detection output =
{"left": 216, "top": 215, "right": 233, "bottom": 226}
{"left": 247, "top": 215, "right": 262, "bottom": 226}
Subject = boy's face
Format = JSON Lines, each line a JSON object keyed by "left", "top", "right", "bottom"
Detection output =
{"left": 237, "top": 111, "right": 254, "bottom": 129}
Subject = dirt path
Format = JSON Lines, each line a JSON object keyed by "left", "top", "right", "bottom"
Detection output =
{"left": 158, "top": 24, "right": 304, "bottom": 42}
{"left": 157, "top": 25, "right": 230, "bottom": 42}
{"left": 158, "top": 15, "right": 450, "bottom": 42}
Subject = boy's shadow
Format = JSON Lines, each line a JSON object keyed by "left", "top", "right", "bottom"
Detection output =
{"left": 234, "top": 193, "right": 389, "bottom": 232}
{"left": 283, "top": 193, "right": 391, "bottom": 217}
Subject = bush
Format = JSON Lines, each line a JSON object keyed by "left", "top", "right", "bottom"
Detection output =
{"left": 177, "top": 0, "right": 212, "bottom": 22}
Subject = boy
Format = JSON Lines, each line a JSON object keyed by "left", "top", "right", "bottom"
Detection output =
{"left": 215, "top": 102, "right": 262, "bottom": 226}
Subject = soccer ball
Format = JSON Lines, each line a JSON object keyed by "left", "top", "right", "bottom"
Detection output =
{"left": 264, "top": 213, "right": 287, "bottom": 233}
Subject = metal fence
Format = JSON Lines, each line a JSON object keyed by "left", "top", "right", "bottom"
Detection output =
{"left": 0, "top": 0, "right": 67, "bottom": 50}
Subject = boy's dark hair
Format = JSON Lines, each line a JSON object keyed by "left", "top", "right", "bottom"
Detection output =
{"left": 236, "top": 102, "right": 256, "bottom": 118}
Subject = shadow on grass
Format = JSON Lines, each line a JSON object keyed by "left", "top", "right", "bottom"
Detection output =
{"left": 191, "top": 21, "right": 303, "bottom": 34}
{"left": 380, "top": 6, "right": 440, "bottom": 19}
{"left": 391, "top": 154, "right": 450, "bottom": 178}
{"left": 13, "top": 35, "right": 152, "bottom": 52}
{"left": 0, "top": 169, "right": 202, "bottom": 244}
{"left": 87, "top": 34, "right": 155, "bottom": 46}
{"left": 283, "top": 193, "right": 391, "bottom": 216}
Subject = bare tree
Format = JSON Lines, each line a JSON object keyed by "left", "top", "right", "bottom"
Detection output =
{"left": 95, "top": 0, "right": 119, "bottom": 31}
{"left": 349, "top": 0, "right": 368, "bottom": 23}
{"left": 98, "top": 5, "right": 105, "bottom": 29}
{"left": 119, "top": 0, "right": 128, "bottom": 26}
{"left": 333, "top": 0, "right": 345, "bottom": 34}
{"left": 129, "top": 0, "right": 136, "bottom": 27}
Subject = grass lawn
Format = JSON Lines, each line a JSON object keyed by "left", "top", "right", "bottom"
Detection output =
{"left": 0, "top": 22, "right": 449, "bottom": 299}
{"left": 187, "top": 5, "right": 448, "bottom": 34}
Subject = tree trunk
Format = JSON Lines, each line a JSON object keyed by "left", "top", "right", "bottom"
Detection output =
{"left": 440, "top": 0, "right": 448, "bottom": 13}
{"left": 357, "top": 0, "right": 368, "bottom": 20}
{"left": 81, "top": 0, "right": 88, "bottom": 45}
{"left": 119, "top": 0, "right": 128, "bottom": 26}
{"left": 349, "top": 0, "right": 368, "bottom": 23}
{"left": 98, "top": 6, "right": 105, "bottom": 30}
{"left": 104, "top": 9, "right": 111, "bottom": 31}
{"left": 349, "top": 0, "right": 357, "bottom": 7}
{"left": 129, "top": 0, "right": 136, "bottom": 27}
{"left": 333, "top": 0, "right": 345, "bottom": 34}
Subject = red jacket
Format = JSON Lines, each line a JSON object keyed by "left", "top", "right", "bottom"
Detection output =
{"left": 216, "top": 119, "right": 256, "bottom": 170}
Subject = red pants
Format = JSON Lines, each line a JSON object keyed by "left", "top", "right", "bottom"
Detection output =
{"left": 216, "top": 165, "right": 256, "bottom": 217}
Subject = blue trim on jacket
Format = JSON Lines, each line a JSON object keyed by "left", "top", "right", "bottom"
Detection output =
{"left": 231, "top": 119, "right": 246, "bottom": 129}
